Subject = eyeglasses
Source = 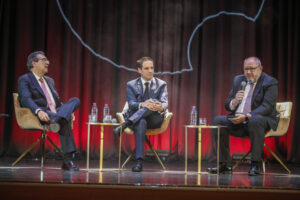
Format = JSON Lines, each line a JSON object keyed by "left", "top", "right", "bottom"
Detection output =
{"left": 38, "top": 58, "right": 49, "bottom": 62}
{"left": 244, "top": 66, "right": 259, "bottom": 72}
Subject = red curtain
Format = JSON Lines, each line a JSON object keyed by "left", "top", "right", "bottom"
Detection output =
{"left": 0, "top": 0, "right": 299, "bottom": 162}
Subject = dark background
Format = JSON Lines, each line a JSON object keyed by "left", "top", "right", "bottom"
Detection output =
{"left": 0, "top": 0, "right": 299, "bottom": 163}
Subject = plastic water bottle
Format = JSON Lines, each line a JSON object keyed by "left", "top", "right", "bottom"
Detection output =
{"left": 91, "top": 102, "right": 98, "bottom": 122}
{"left": 103, "top": 104, "right": 110, "bottom": 121}
{"left": 190, "top": 106, "right": 197, "bottom": 125}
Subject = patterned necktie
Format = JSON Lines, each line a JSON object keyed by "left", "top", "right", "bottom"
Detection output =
{"left": 39, "top": 78, "right": 56, "bottom": 113}
{"left": 143, "top": 82, "right": 150, "bottom": 101}
{"left": 242, "top": 83, "right": 254, "bottom": 115}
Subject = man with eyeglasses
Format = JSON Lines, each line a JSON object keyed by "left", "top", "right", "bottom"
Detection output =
{"left": 18, "top": 51, "right": 80, "bottom": 171}
{"left": 207, "top": 56, "right": 279, "bottom": 176}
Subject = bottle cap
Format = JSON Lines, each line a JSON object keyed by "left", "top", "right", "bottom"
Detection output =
{"left": 105, "top": 104, "right": 108, "bottom": 106}
{"left": 93, "top": 102, "right": 96, "bottom": 105}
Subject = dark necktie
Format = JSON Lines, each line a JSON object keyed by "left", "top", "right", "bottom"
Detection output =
{"left": 39, "top": 78, "right": 56, "bottom": 113}
{"left": 143, "top": 82, "right": 150, "bottom": 101}
{"left": 242, "top": 83, "right": 254, "bottom": 115}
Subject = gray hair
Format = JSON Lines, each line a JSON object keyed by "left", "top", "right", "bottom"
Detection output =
{"left": 244, "top": 56, "right": 262, "bottom": 66}
{"left": 27, "top": 51, "right": 45, "bottom": 71}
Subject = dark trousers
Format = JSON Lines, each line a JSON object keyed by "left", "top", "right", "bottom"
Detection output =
{"left": 46, "top": 97, "right": 80, "bottom": 154}
{"left": 213, "top": 114, "right": 269, "bottom": 164}
{"left": 128, "top": 108, "right": 164, "bottom": 159}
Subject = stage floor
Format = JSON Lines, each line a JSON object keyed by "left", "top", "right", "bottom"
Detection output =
{"left": 0, "top": 156, "right": 300, "bottom": 191}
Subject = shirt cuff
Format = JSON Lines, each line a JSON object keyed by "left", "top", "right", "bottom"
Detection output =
{"left": 229, "top": 100, "right": 236, "bottom": 111}
{"left": 35, "top": 108, "right": 42, "bottom": 115}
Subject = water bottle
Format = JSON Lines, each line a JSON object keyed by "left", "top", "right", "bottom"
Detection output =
{"left": 103, "top": 104, "right": 110, "bottom": 122}
{"left": 190, "top": 106, "right": 197, "bottom": 125}
{"left": 90, "top": 102, "right": 98, "bottom": 122}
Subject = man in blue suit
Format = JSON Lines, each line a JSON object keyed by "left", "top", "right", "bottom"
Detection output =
{"left": 207, "top": 57, "right": 279, "bottom": 176}
{"left": 114, "top": 57, "right": 168, "bottom": 172}
{"left": 18, "top": 51, "right": 80, "bottom": 171}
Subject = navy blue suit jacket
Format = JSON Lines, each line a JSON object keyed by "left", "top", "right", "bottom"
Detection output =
{"left": 124, "top": 77, "right": 168, "bottom": 119}
{"left": 18, "top": 72, "right": 63, "bottom": 114}
{"left": 224, "top": 72, "right": 279, "bottom": 131}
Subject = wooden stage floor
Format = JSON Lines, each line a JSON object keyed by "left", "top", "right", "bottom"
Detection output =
{"left": 0, "top": 157, "right": 299, "bottom": 200}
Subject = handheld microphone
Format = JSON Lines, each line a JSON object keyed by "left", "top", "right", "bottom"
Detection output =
{"left": 241, "top": 81, "right": 247, "bottom": 91}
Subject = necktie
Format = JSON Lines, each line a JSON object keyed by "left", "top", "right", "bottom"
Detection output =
{"left": 242, "top": 83, "right": 254, "bottom": 115}
{"left": 143, "top": 82, "right": 150, "bottom": 101}
{"left": 39, "top": 78, "right": 56, "bottom": 113}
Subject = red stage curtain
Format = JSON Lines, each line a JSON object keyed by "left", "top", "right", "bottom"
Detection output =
{"left": 0, "top": 0, "right": 299, "bottom": 163}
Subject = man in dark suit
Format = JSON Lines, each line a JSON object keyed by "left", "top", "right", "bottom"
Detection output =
{"left": 18, "top": 51, "right": 80, "bottom": 171}
{"left": 207, "top": 57, "right": 279, "bottom": 176}
{"left": 114, "top": 57, "right": 168, "bottom": 172}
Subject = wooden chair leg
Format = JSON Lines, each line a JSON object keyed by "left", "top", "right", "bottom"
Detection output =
{"left": 12, "top": 134, "right": 43, "bottom": 167}
{"left": 46, "top": 134, "right": 64, "bottom": 157}
{"left": 41, "top": 131, "right": 46, "bottom": 168}
{"left": 264, "top": 143, "right": 291, "bottom": 174}
{"left": 232, "top": 151, "right": 251, "bottom": 170}
{"left": 145, "top": 138, "right": 166, "bottom": 170}
{"left": 121, "top": 150, "right": 135, "bottom": 168}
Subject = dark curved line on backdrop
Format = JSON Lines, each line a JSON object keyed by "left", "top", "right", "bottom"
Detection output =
{"left": 56, "top": 0, "right": 265, "bottom": 75}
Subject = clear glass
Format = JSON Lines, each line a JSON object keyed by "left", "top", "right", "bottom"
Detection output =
{"left": 199, "top": 117, "right": 207, "bottom": 126}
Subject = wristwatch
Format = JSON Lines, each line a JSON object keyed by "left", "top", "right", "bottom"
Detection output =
{"left": 244, "top": 114, "right": 249, "bottom": 121}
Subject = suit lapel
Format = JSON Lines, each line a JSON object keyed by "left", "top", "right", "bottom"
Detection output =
{"left": 28, "top": 72, "right": 46, "bottom": 98}
{"left": 251, "top": 73, "right": 264, "bottom": 104}
{"left": 150, "top": 78, "right": 157, "bottom": 97}
{"left": 136, "top": 78, "right": 143, "bottom": 95}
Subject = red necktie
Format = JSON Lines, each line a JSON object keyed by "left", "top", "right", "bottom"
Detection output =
{"left": 39, "top": 78, "right": 56, "bottom": 113}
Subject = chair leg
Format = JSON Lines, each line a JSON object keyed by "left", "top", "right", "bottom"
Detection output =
{"left": 12, "top": 134, "right": 43, "bottom": 167}
{"left": 45, "top": 135, "right": 64, "bottom": 157}
{"left": 145, "top": 138, "right": 166, "bottom": 170}
{"left": 121, "top": 150, "right": 135, "bottom": 169}
{"left": 232, "top": 151, "right": 251, "bottom": 170}
{"left": 41, "top": 131, "right": 46, "bottom": 168}
{"left": 264, "top": 143, "right": 291, "bottom": 174}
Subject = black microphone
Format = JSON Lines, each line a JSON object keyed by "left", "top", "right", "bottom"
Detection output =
{"left": 241, "top": 81, "right": 247, "bottom": 91}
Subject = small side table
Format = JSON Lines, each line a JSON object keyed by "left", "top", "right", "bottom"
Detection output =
{"left": 86, "top": 122, "right": 120, "bottom": 171}
{"left": 184, "top": 125, "right": 224, "bottom": 174}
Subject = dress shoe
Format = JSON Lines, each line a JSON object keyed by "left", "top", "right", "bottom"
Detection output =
{"left": 207, "top": 164, "right": 232, "bottom": 174}
{"left": 132, "top": 159, "right": 143, "bottom": 172}
{"left": 46, "top": 120, "right": 60, "bottom": 132}
{"left": 248, "top": 164, "right": 260, "bottom": 176}
{"left": 113, "top": 121, "right": 130, "bottom": 136}
{"left": 62, "top": 161, "right": 79, "bottom": 171}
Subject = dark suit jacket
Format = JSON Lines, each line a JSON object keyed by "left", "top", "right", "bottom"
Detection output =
{"left": 124, "top": 77, "right": 168, "bottom": 119}
{"left": 224, "top": 72, "right": 279, "bottom": 130}
{"left": 18, "top": 72, "right": 63, "bottom": 114}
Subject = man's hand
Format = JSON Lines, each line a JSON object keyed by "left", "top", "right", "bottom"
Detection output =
{"left": 232, "top": 90, "right": 245, "bottom": 107}
{"left": 228, "top": 113, "right": 246, "bottom": 124}
{"left": 141, "top": 99, "right": 155, "bottom": 110}
{"left": 141, "top": 99, "right": 163, "bottom": 111}
{"left": 152, "top": 101, "right": 163, "bottom": 112}
{"left": 37, "top": 110, "right": 50, "bottom": 122}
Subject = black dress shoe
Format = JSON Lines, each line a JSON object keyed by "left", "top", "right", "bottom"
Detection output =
{"left": 113, "top": 121, "right": 130, "bottom": 136}
{"left": 207, "top": 164, "right": 232, "bottom": 174}
{"left": 62, "top": 161, "right": 79, "bottom": 171}
{"left": 113, "top": 125, "right": 123, "bottom": 136}
{"left": 132, "top": 160, "right": 143, "bottom": 172}
{"left": 248, "top": 165, "right": 260, "bottom": 176}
